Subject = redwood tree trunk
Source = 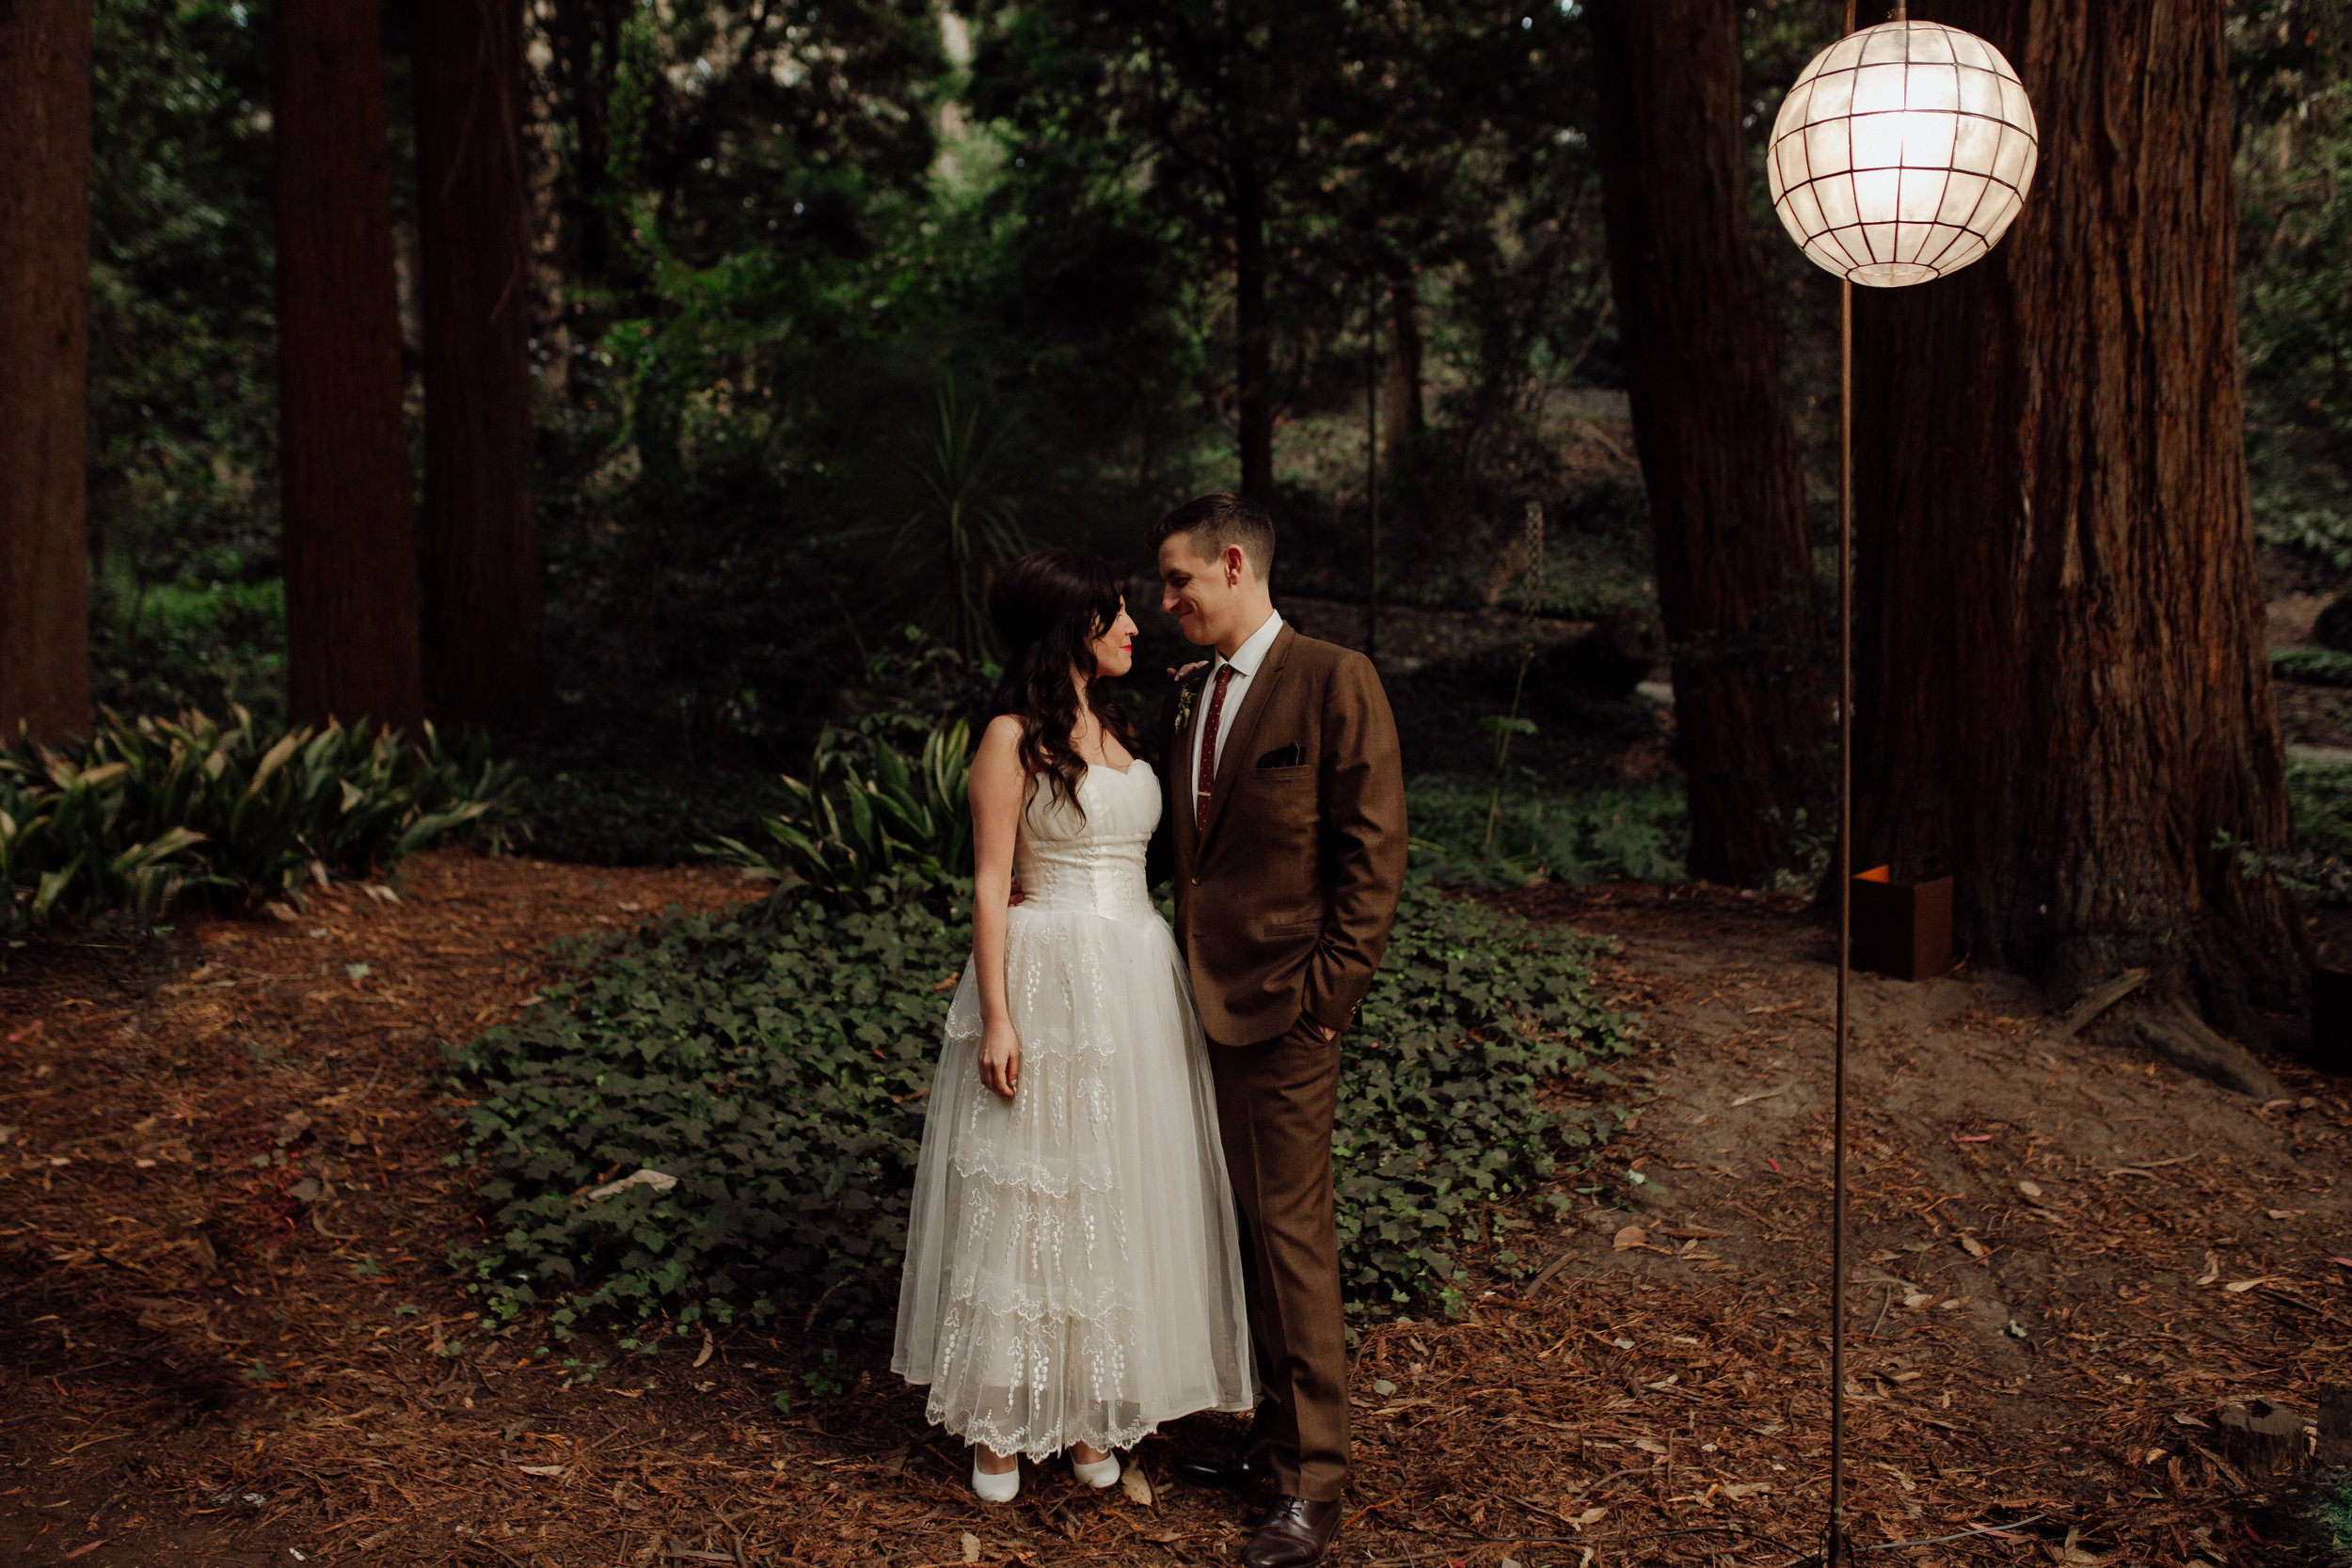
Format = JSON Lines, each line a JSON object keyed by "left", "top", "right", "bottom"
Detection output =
{"left": 1382, "top": 278, "right": 1424, "bottom": 463}
{"left": 417, "top": 0, "right": 543, "bottom": 730}
{"left": 1233, "top": 152, "right": 1275, "bottom": 499}
{"left": 1851, "top": 0, "right": 2303, "bottom": 1018}
{"left": 0, "top": 0, "right": 91, "bottom": 746}
{"left": 1589, "top": 0, "right": 1829, "bottom": 884}
{"left": 276, "top": 0, "right": 424, "bottom": 732}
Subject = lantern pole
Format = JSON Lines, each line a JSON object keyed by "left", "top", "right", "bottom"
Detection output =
{"left": 1827, "top": 5, "right": 1868, "bottom": 1562}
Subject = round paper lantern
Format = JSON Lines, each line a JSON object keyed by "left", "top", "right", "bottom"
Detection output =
{"left": 1766, "top": 19, "right": 2038, "bottom": 288}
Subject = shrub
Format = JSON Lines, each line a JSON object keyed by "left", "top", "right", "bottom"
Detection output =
{"left": 1406, "top": 772, "right": 1688, "bottom": 888}
{"left": 0, "top": 706, "right": 520, "bottom": 933}
{"left": 703, "top": 720, "right": 974, "bottom": 906}
{"left": 514, "top": 766, "right": 795, "bottom": 868}
{"left": 446, "top": 878, "right": 1642, "bottom": 1334}
{"left": 2272, "top": 646, "right": 2352, "bottom": 689}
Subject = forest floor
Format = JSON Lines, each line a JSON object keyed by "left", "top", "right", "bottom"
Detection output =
{"left": 3, "top": 852, "right": 2348, "bottom": 1568}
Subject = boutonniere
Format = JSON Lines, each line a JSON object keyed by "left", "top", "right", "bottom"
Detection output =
{"left": 1169, "top": 661, "right": 1210, "bottom": 731}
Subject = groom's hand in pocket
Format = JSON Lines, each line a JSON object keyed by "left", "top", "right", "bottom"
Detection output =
{"left": 979, "top": 1019, "right": 1023, "bottom": 1100}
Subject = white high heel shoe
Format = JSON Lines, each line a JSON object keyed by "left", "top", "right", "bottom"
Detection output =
{"left": 972, "top": 1453, "right": 1021, "bottom": 1502}
{"left": 1070, "top": 1449, "right": 1120, "bottom": 1489}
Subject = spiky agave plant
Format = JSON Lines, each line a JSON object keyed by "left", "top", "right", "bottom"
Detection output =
{"left": 890, "top": 379, "right": 1027, "bottom": 660}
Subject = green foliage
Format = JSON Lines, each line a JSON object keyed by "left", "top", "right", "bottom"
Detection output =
{"left": 1337, "top": 882, "right": 1642, "bottom": 1307}
{"left": 448, "top": 874, "right": 1641, "bottom": 1332}
{"left": 2234, "top": 1, "right": 2352, "bottom": 565}
{"left": 2274, "top": 645, "right": 2352, "bottom": 688}
{"left": 1407, "top": 773, "right": 1689, "bottom": 889}
{"left": 704, "top": 721, "right": 975, "bottom": 905}
{"left": 91, "top": 578, "right": 288, "bottom": 734}
{"left": 0, "top": 708, "right": 520, "bottom": 935}
{"left": 514, "top": 767, "right": 794, "bottom": 869}
{"left": 86, "top": 0, "right": 278, "bottom": 635}
{"left": 2221, "top": 756, "right": 2352, "bottom": 904}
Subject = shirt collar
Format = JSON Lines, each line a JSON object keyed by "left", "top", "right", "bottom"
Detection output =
{"left": 1217, "top": 609, "right": 1283, "bottom": 680}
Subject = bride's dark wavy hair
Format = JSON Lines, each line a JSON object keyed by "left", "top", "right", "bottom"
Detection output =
{"left": 986, "top": 549, "right": 1140, "bottom": 818}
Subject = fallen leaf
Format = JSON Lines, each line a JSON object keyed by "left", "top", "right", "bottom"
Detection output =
{"left": 63, "top": 1542, "right": 107, "bottom": 1560}
{"left": 691, "top": 1333, "right": 713, "bottom": 1370}
{"left": 1571, "top": 1506, "right": 1608, "bottom": 1527}
{"left": 2264, "top": 1209, "right": 2299, "bottom": 1221}
{"left": 582, "top": 1168, "right": 677, "bottom": 1203}
{"left": 2170, "top": 1413, "right": 2207, "bottom": 1429}
{"left": 1613, "top": 1226, "right": 1650, "bottom": 1252}
{"left": 1371, "top": 1379, "right": 1398, "bottom": 1396}
{"left": 517, "top": 1464, "right": 566, "bottom": 1477}
{"left": 1730, "top": 1088, "right": 1785, "bottom": 1108}
{"left": 1959, "top": 1234, "right": 1991, "bottom": 1259}
{"left": 1721, "top": 1482, "right": 1772, "bottom": 1500}
{"left": 2332, "top": 1258, "right": 2352, "bottom": 1270}
{"left": 1767, "top": 1158, "right": 1781, "bottom": 1173}
{"left": 2221, "top": 1278, "right": 2277, "bottom": 1294}
{"left": 262, "top": 901, "right": 299, "bottom": 924}
{"left": 962, "top": 1533, "right": 982, "bottom": 1564}
{"left": 1630, "top": 1437, "right": 1668, "bottom": 1455}
{"left": 2196, "top": 1252, "right": 2221, "bottom": 1286}
{"left": 1902, "top": 1290, "right": 1932, "bottom": 1309}
{"left": 1121, "top": 1465, "right": 1154, "bottom": 1507}
{"left": 2017, "top": 1180, "right": 2042, "bottom": 1199}
{"left": 1956, "top": 1133, "right": 1993, "bottom": 1143}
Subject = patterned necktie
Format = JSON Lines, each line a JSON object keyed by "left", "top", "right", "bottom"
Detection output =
{"left": 1195, "top": 663, "right": 1235, "bottom": 836}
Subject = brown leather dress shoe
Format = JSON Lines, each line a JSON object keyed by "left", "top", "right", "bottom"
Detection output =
{"left": 1242, "top": 1496, "right": 1343, "bottom": 1568}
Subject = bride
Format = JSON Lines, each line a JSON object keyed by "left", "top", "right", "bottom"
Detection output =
{"left": 892, "top": 549, "right": 1253, "bottom": 1500}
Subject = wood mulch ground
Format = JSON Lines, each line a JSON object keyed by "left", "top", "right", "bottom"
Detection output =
{"left": 3, "top": 856, "right": 2347, "bottom": 1567}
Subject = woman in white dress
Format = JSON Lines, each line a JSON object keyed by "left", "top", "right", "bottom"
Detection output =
{"left": 892, "top": 549, "right": 1253, "bottom": 1501}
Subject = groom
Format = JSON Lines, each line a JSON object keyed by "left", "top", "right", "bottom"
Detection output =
{"left": 1148, "top": 494, "right": 1407, "bottom": 1568}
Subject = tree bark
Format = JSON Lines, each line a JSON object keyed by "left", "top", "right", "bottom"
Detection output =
{"left": 1851, "top": 0, "right": 2305, "bottom": 1018}
{"left": 1589, "top": 0, "right": 1829, "bottom": 884}
{"left": 1382, "top": 277, "right": 1424, "bottom": 463}
{"left": 0, "top": 0, "right": 91, "bottom": 746}
{"left": 417, "top": 0, "right": 543, "bottom": 730}
{"left": 1233, "top": 150, "right": 1275, "bottom": 499}
{"left": 276, "top": 0, "right": 424, "bottom": 733}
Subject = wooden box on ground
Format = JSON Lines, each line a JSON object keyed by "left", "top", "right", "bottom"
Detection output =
{"left": 1851, "top": 867, "right": 1953, "bottom": 982}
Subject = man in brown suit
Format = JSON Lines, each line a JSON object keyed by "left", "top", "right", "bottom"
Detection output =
{"left": 1147, "top": 494, "right": 1408, "bottom": 1568}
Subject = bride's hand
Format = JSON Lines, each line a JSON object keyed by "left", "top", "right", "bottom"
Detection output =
{"left": 978, "top": 1019, "right": 1022, "bottom": 1100}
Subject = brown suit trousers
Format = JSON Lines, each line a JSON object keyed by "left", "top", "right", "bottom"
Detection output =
{"left": 1152, "top": 623, "right": 1407, "bottom": 1501}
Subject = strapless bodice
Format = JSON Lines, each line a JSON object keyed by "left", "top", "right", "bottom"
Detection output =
{"left": 1014, "top": 762, "right": 1159, "bottom": 920}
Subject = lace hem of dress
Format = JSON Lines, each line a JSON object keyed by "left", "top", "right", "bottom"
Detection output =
{"left": 932, "top": 1271, "right": 1136, "bottom": 1325}
{"left": 946, "top": 1144, "right": 1120, "bottom": 1197}
{"left": 926, "top": 1399, "right": 1165, "bottom": 1463}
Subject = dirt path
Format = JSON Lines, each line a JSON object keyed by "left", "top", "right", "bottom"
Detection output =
{"left": 3, "top": 860, "right": 2346, "bottom": 1567}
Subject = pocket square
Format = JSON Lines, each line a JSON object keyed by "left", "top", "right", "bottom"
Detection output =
{"left": 1256, "top": 742, "right": 1307, "bottom": 768}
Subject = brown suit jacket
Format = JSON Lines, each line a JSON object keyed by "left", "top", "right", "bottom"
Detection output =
{"left": 1151, "top": 622, "right": 1408, "bottom": 1047}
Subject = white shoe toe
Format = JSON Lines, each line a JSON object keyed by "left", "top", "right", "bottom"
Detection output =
{"left": 1071, "top": 1453, "right": 1120, "bottom": 1489}
{"left": 972, "top": 1458, "right": 1021, "bottom": 1502}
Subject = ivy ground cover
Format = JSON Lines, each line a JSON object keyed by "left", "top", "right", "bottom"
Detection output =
{"left": 448, "top": 878, "right": 1644, "bottom": 1335}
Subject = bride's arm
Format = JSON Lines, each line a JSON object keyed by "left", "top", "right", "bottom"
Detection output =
{"left": 969, "top": 715, "right": 1027, "bottom": 1099}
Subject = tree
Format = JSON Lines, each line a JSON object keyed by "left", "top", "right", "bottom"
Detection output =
{"left": 0, "top": 0, "right": 93, "bottom": 745}
{"left": 275, "top": 0, "right": 423, "bottom": 731}
{"left": 973, "top": 2, "right": 1333, "bottom": 499}
{"left": 417, "top": 0, "right": 543, "bottom": 730}
{"left": 1587, "top": 0, "right": 1829, "bottom": 884}
{"left": 1851, "top": 0, "right": 2304, "bottom": 1042}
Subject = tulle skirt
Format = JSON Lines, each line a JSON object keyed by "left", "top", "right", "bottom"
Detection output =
{"left": 891, "top": 901, "right": 1254, "bottom": 1458}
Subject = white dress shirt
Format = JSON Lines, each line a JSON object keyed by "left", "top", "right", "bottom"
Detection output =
{"left": 1191, "top": 609, "right": 1284, "bottom": 808}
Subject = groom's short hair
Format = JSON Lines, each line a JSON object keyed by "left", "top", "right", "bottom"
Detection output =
{"left": 1151, "top": 494, "right": 1277, "bottom": 582}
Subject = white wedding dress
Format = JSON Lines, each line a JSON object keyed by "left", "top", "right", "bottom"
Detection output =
{"left": 892, "top": 760, "right": 1253, "bottom": 1457}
